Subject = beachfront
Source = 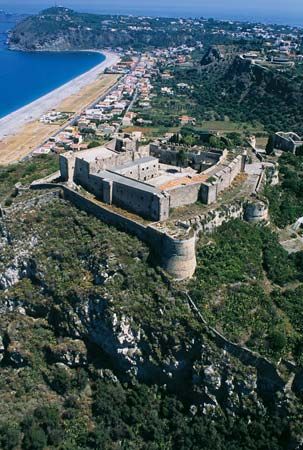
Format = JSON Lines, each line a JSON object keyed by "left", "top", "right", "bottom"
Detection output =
{"left": 0, "top": 50, "right": 120, "bottom": 141}
{"left": 0, "top": 51, "right": 120, "bottom": 164}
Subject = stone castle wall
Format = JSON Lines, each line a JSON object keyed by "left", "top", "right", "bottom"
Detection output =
{"left": 72, "top": 157, "right": 168, "bottom": 222}
{"left": 200, "top": 154, "right": 246, "bottom": 204}
{"left": 114, "top": 158, "right": 159, "bottom": 182}
{"left": 31, "top": 180, "right": 269, "bottom": 280}
{"left": 167, "top": 182, "right": 202, "bottom": 209}
{"left": 109, "top": 177, "right": 169, "bottom": 222}
{"left": 149, "top": 144, "right": 225, "bottom": 170}
{"left": 56, "top": 186, "right": 194, "bottom": 279}
{"left": 146, "top": 226, "right": 197, "bottom": 280}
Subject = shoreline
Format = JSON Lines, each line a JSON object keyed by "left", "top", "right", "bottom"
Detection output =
{"left": 0, "top": 50, "right": 120, "bottom": 140}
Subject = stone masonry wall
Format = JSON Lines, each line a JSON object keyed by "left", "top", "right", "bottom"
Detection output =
{"left": 62, "top": 187, "right": 194, "bottom": 279}
{"left": 167, "top": 183, "right": 201, "bottom": 209}
{"left": 149, "top": 144, "right": 224, "bottom": 169}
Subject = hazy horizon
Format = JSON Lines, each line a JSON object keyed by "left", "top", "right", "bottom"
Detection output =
{"left": 0, "top": 0, "right": 302, "bottom": 26}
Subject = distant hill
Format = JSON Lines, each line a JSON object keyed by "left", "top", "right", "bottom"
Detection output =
{"left": 8, "top": 7, "right": 233, "bottom": 51}
{"left": 9, "top": 7, "right": 195, "bottom": 51}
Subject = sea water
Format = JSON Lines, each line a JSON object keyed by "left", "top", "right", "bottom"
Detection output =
{"left": 0, "top": 22, "right": 105, "bottom": 118}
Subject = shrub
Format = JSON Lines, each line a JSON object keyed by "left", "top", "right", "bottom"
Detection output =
{"left": 22, "top": 424, "right": 47, "bottom": 450}
{"left": 0, "top": 423, "right": 21, "bottom": 450}
{"left": 50, "top": 367, "right": 71, "bottom": 395}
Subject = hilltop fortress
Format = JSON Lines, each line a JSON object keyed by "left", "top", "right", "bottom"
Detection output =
{"left": 32, "top": 135, "right": 268, "bottom": 280}
{"left": 59, "top": 136, "right": 246, "bottom": 221}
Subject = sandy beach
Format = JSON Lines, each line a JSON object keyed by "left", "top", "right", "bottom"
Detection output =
{"left": 0, "top": 50, "right": 120, "bottom": 141}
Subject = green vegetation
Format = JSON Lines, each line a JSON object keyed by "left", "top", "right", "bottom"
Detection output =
{"left": 265, "top": 153, "right": 303, "bottom": 227}
{"left": 190, "top": 220, "right": 303, "bottom": 360}
{"left": 0, "top": 187, "right": 302, "bottom": 447}
{"left": 10, "top": 7, "right": 237, "bottom": 52}
{"left": 148, "top": 49, "right": 303, "bottom": 136}
{"left": 169, "top": 126, "right": 246, "bottom": 149}
{"left": 0, "top": 155, "right": 59, "bottom": 203}
{"left": 266, "top": 134, "right": 275, "bottom": 155}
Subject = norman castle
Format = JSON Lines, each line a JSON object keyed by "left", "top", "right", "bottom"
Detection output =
{"left": 31, "top": 134, "right": 267, "bottom": 280}
{"left": 59, "top": 135, "right": 247, "bottom": 222}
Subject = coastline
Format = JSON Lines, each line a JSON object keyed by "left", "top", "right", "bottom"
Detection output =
{"left": 0, "top": 50, "right": 120, "bottom": 140}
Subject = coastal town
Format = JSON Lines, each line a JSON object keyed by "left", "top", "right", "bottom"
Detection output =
{"left": 1, "top": 7, "right": 303, "bottom": 164}
{"left": 23, "top": 32, "right": 303, "bottom": 160}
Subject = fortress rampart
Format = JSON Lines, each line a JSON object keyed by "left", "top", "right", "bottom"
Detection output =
{"left": 31, "top": 183, "right": 196, "bottom": 280}
{"left": 149, "top": 143, "right": 226, "bottom": 171}
{"left": 30, "top": 138, "right": 264, "bottom": 281}
{"left": 30, "top": 179, "right": 269, "bottom": 281}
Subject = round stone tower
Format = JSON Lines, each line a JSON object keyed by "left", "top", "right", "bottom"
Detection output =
{"left": 244, "top": 200, "right": 269, "bottom": 223}
{"left": 146, "top": 226, "right": 197, "bottom": 280}
{"left": 161, "top": 234, "right": 197, "bottom": 280}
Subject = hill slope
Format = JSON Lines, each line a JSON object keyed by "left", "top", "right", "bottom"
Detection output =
{"left": 169, "top": 50, "right": 303, "bottom": 133}
{"left": 9, "top": 7, "right": 208, "bottom": 51}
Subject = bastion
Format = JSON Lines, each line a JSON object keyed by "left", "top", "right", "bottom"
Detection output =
{"left": 30, "top": 136, "right": 268, "bottom": 280}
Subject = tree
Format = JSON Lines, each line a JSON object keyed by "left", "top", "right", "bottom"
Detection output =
{"left": 209, "top": 135, "right": 222, "bottom": 148}
{"left": 0, "top": 423, "right": 21, "bottom": 450}
{"left": 177, "top": 149, "right": 187, "bottom": 170}
{"left": 296, "top": 145, "right": 303, "bottom": 156}
{"left": 266, "top": 134, "right": 275, "bottom": 155}
{"left": 50, "top": 367, "right": 71, "bottom": 395}
{"left": 22, "top": 425, "right": 47, "bottom": 450}
{"left": 268, "top": 328, "right": 287, "bottom": 353}
{"left": 88, "top": 141, "right": 101, "bottom": 149}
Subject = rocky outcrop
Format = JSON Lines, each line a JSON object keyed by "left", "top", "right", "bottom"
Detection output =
{"left": 0, "top": 250, "right": 38, "bottom": 290}
{"left": 46, "top": 338, "right": 88, "bottom": 367}
{"left": 61, "top": 296, "right": 144, "bottom": 375}
{"left": 200, "top": 47, "right": 223, "bottom": 66}
{"left": 0, "top": 335, "right": 4, "bottom": 363}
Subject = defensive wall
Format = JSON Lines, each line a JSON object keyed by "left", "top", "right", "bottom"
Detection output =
{"left": 30, "top": 182, "right": 196, "bottom": 280}
{"left": 149, "top": 143, "right": 226, "bottom": 171}
{"left": 273, "top": 132, "right": 303, "bottom": 154}
{"left": 60, "top": 139, "right": 246, "bottom": 221}
{"left": 30, "top": 140, "right": 264, "bottom": 280}
{"left": 167, "top": 182, "right": 202, "bottom": 209}
{"left": 62, "top": 150, "right": 169, "bottom": 222}
{"left": 30, "top": 176, "right": 268, "bottom": 280}
{"left": 176, "top": 197, "right": 269, "bottom": 233}
{"left": 200, "top": 153, "right": 246, "bottom": 205}
{"left": 150, "top": 152, "right": 246, "bottom": 209}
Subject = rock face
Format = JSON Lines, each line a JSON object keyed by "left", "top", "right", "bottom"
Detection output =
{"left": 0, "top": 189, "right": 302, "bottom": 442}
{"left": 46, "top": 339, "right": 88, "bottom": 367}
{"left": 0, "top": 335, "right": 4, "bottom": 363}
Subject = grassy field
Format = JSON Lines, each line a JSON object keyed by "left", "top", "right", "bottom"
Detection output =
{"left": 124, "top": 121, "right": 266, "bottom": 141}
{"left": 199, "top": 120, "right": 265, "bottom": 134}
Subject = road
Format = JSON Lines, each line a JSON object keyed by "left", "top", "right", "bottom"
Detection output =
{"left": 25, "top": 55, "right": 142, "bottom": 159}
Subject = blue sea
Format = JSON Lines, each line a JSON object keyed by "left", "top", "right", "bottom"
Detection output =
{"left": 0, "top": 2, "right": 302, "bottom": 27}
{"left": 0, "top": 22, "right": 105, "bottom": 118}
